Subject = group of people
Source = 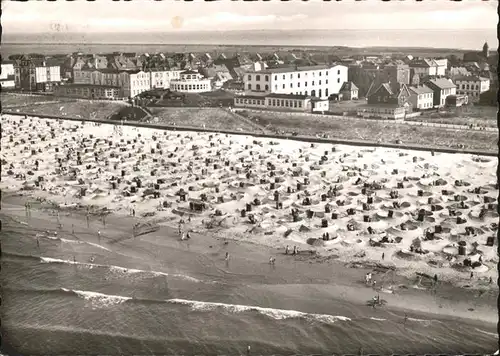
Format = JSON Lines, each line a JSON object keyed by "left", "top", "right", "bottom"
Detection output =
{"left": 284, "top": 245, "right": 300, "bottom": 256}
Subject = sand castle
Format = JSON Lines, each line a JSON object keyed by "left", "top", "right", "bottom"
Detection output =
{"left": 1, "top": 114, "right": 498, "bottom": 281}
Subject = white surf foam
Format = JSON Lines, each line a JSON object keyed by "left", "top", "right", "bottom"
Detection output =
{"left": 369, "top": 317, "right": 387, "bottom": 321}
{"left": 39, "top": 256, "right": 205, "bottom": 283}
{"left": 167, "top": 298, "right": 351, "bottom": 324}
{"left": 61, "top": 288, "right": 130, "bottom": 308}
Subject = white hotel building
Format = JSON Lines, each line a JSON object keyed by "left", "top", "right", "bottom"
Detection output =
{"left": 243, "top": 64, "right": 348, "bottom": 99}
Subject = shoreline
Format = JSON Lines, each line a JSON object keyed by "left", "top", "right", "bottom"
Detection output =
{"left": 2, "top": 191, "right": 497, "bottom": 329}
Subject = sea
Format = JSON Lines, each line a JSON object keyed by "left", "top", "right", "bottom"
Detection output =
{"left": 1, "top": 29, "right": 497, "bottom": 57}
{"left": 1, "top": 204, "right": 497, "bottom": 355}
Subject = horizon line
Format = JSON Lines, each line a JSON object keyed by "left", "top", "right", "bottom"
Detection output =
{"left": 4, "top": 28, "right": 493, "bottom": 35}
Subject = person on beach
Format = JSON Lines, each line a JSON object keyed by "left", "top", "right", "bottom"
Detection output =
{"left": 403, "top": 313, "right": 408, "bottom": 327}
{"left": 186, "top": 232, "right": 191, "bottom": 239}
{"left": 470, "top": 271, "right": 474, "bottom": 280}
{"left": 269, "top": 256, "right": 276, "bottom": 264}
{"left": 97, "top": 230, "right": 101, "bottom": 241}
{"left": 180, "top": 232, "right": 186, "bottom": 241}
{"left": 225, "top": 252, "right": 229, "bottom": 261}
{"left": 292, "top": 246, "right": 297, "bottom": 255}
{"left": 489, "top": 277, "right": 493, "bottom": 284}
{"left": 36, "top": 237, "right": 40, "bottom": 249}
{"left": 132, "top": 209, "right": 136, "bottom": 217}
{"left": 382, "top": 253, "right": 385, "bottom": 260}
{"left": 433, "top": 274, "right": 438, "bottom": 285}
{"left": 72, "top": 224, "right": 75, "bottom": 235}
{"left": 246, "top": 345, "right": 251, "bottom": 355}
{"left": 285, "top": 245, "right": 289, "bottom": 255}
{"left": 73, "top": 256, "right": 76, "bottom": 263}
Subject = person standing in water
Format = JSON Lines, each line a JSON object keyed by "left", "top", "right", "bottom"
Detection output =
{"left": 97, "top": 230, "right": 101, "bottom": 242}
{"left": 36, "top": 237, "right": 40, "bottom": 249}
{"left": 285, "top": 245, "right": 289, "bottom": 255}
{"left": 225, "top": 252, "right": 229, "bottom": 261}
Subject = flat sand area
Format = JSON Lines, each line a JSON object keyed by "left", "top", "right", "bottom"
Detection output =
{"left": 1, "top": 114, "right": 498, "bottom": 353}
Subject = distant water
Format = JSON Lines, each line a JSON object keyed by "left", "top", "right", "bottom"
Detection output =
{"left": 2, "top": 29, "right": 497, "bottom": 57}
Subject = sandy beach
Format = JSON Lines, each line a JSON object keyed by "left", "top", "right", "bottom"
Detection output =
{"left": 1, "top": 113, "right": 498, "bottom": 354}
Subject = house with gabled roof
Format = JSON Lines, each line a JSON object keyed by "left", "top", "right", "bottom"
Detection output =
{"left": 424, "top": 78, "right": 457, "bottom": 107}
{"left": 408, "top": 85, "right": 434, "bottom": 110}
{"left": 339, "top": 81, "right": 359, "bottom": 100}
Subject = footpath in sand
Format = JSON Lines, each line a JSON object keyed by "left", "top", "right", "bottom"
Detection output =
{"left": 1, "top": 114, "right": 498, "bottom": 301}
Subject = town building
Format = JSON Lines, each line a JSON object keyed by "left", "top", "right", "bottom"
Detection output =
{"left": 424, "top": 78, "right": 457, "bottom": 107}
{"left": 1, "top": 61, "right": 16, "bottom": 89}
{"left": 453, "top": 75, "right": 490, "bottom": 102}
{"left": 463, "top": 42, "right": 490, "bottom": 63}
{"left": 357, "top": 104, "right": 407, "bottom": 120}
{"left": 149, "top": 69, "right": 182, "bottom": 89}
{"left": 382, "top": 63, "right": 410, "bottom": 85}
{"left": 73, "top": 68, "right": 151, "bottom": 98}
{"left": 234, "top": 93, "right": 312, "bottom": 112}
{"left": 14, "top": 57, "right": 62, "bottom": 92}
{"left": 243, "top": 64, "right": 348, "bottom": 99}
{"left": 54, "top": 83, "right": 120, "bottom": 100}
{"left": 409, "top": 58, "right": 438, "bottom": 78}
{"left": 169, "top": 70, "right": 211, "bottom": 93}
{"left": 339, "top": 81, "right": 359, "bottom": 100}
{"left": 408, "top": 85, "right": 434, "bottom": 110}
{"left": 367, "top": 83, "right": 412, "bottom": 111}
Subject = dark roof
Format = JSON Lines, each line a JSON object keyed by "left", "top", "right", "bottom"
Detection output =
{"left": 340, "top": 81, "right": 358, "bottom": 91}
{"left": 452, "top": 75, "right": 488, "bottom": 82}
{"left": 181, "top": 70, "right": 199, "bottom": 75}
{"left": 267, "top": 93, "right": 308, "bottom": 100}
{"left": 256, "top": 64, "right": 331, "bottom": 74}
{"left": 58, "top": 84, "right": 120, "bottom": 89}
{"left": 358, "top": 103, "right": 402, "bottom": 109}
{"left": 236, "top": 95, "right": 267, "bottom": 100}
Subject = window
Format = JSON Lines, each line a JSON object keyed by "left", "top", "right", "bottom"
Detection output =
{"left": 272, "top": 99, "right": 276, "bottom": 106}
{"left": 256, "top": 84, "right": 261, "bottom": 90}
{"left": 285, "top": 101, "right": 289, "bottom": 107}
{"left": 298, "top": 83, "right": 300, "bottom": 87}
{"left": 248, "top": 84, "right": 252, "bottom": 90}
{"left": 312, "top": 81, "right": 315, "bottom": 86}
{"left": 275, "top": 85, "right": 278, "bottom": 90}
{"left": 290, "top": 74, "right": 293, "bottom": 79}
{"left": 275, "top": 75, "right": 278, "bottom": 80}
{"left": 282, "top": 84, "right": 285, "bottom": 89}
{"left": 298, "top": 102, "right": 302, "bottom": 108}
{"left": 326, "top": 80, "right": 328, "bottom": 84}
{"left": 277, "top": 99, "right": 280, "bottom": 107}
{"left": 466, "top": 84, "right": 469, "bottom": 90}
{"left": 265, "top": 75, "right": 269, "bottom": 81}
{"left": 248, "top": 75, "right": 251, "bottom": 80}
{"left": 294, "top": 101, "right": 297, "bottom": 108}
{"left": 265, "top": 85, "right": 269, "bottom": 90}
{"left": 298, "top": 74, "right": 301, "bottom": 78}
{"left": 337, "top": 70, "right": 340, "bottom": 75}
{"left": 326, "top": 71, "right": 328, "bottom": 76}
{"left": 305, "top": 82, "right": 308, "bottom": 87}
{"left": 319, "top": 80, "right": 321, "bottom": 85}
{"left": 325, "top": 88, "right": 328, "bottom": 97}
{"left": 337, "top": 78, "right": 340, "bottom": 83}
{"left": 283, "top": 75, "right": 285, "bottom": 79}
{"left": 290, "top": 83, "right": 293, "bottom": 88}
{"left": 319, "top": 72, "right": 322, "bottom": 76}
{"left": 256, "top": 75, "right": 261, "bottom": 81}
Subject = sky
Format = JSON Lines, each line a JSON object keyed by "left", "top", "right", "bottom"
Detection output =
{"left": 2, "top": 0, "right": 498, "bottom": 34}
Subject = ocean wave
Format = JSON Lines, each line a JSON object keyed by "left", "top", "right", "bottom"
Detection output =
{"left": 61, "top": 288, "right": 131, "bottom": 308}
{"left": 20, "top": 287, "right": 351, "bottom": 324}
{"left": 166, "top": 298, "right": 351, "bottom": 324}
{"left": 369, "top": 317, "right": 387, "bottom": 321}
{"left": 39, "top": 256, "right": 207, "bottom": 283}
